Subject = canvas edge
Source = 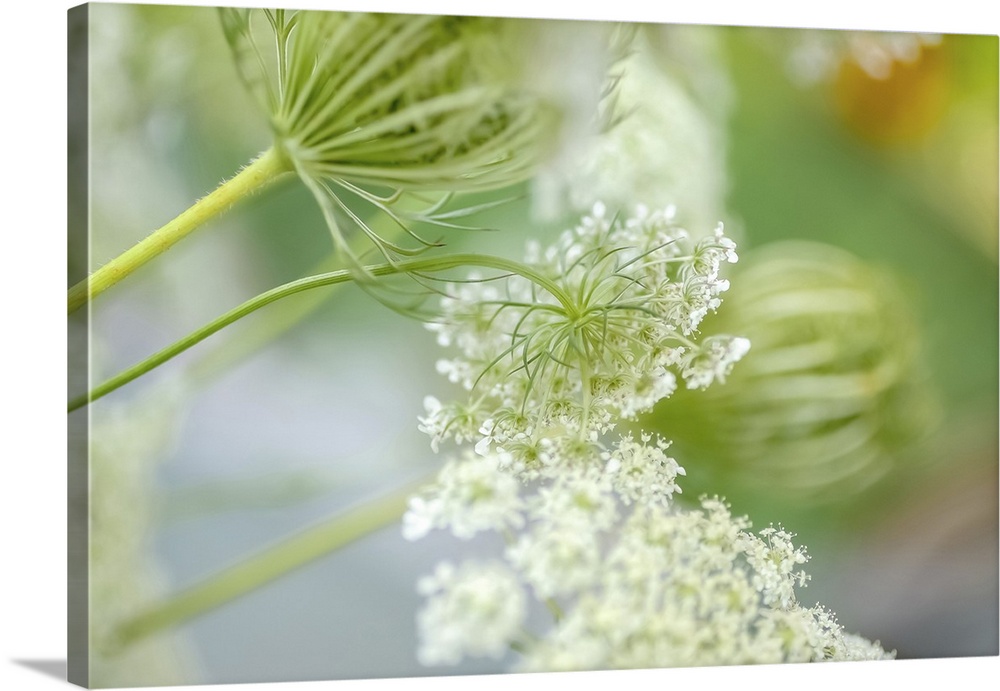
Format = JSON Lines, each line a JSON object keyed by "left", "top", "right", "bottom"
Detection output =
{"left": 68, "top": 3, "right": 90, "bottom": 688}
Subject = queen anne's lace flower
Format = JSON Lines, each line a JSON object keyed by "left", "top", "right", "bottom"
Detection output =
{"left": 415, "top": 560, "right": 527, "bottom": 665}
{"left": 527, "top": 466, "right": 620, "bottom": 531}
{"left": 421, "top": 203, "right": 745, "bottom": 478}
{"left": 506, "top": 522, "right": 603, "bottom": 600}
{"left": 738, "top": 525, "right": 811, "bottom": 609}
{"left": 603, "top": 432, "right": 684, "bottom": 507}
{"left": 403, "top": 450, "right": 525, "bottom": 540}
{"left": 681, "top": 335, "right": 752, "bottom": 390}
{"left": 405, "top": 203, "right": 891, "bottom": 670}
{"left": 516, "top": 499, "right": 893, "bottom": 670}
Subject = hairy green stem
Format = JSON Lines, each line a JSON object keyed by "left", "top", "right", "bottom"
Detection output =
{"left": 108, "top": 477, "right": 429, "bottom": 651}
{"left": 69, "top": 252, "right": 573, "bottom": 412}
{"left": 67, "top": 147, "right": 292, "bottom": 314}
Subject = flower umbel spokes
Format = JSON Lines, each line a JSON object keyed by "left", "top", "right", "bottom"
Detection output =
{"left": 426, "top": 202, "right": 746, "bottom": 466}
{"left": 220, "top": 8, "right": 563, "bottom": 266}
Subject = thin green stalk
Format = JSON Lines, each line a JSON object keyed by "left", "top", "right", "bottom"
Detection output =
{"left": 67, "top": 147, "right": 292, "bottom": 314}
{"left": 108, "top": 476, "right": 429, "bottom": 651}
{"left": 69, "top": 264, "right": 363, "bottom": 412}
{"left": 70, "top": 252, "right": 573, "bottom": 412}
{"left": 182, "top": 253, "right": 344, "bottom": 386}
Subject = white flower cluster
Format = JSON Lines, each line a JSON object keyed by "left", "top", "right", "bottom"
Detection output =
{"left": 412, "top": 487, "right": 894, "bottom": 668}
{"left": 403, "top": 449, "right": 525, "bottom": 541}
{"left": 415, "top": 560, "right": 527, "bottom": 666}
{"left": 406, "top": 204, "right": 891, "bottom": 669}
{"left": 420, "top": 202, "right": 746, "bottom": 470}
{"left": 519, "top": 499, "right": 892, "bottom": 670}
{"left": 533, "top": 26, "right": 732, "bottom": 233}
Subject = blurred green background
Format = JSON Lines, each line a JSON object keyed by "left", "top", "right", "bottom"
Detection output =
{"left": 682, "top": 27, "right": 998, "bottom": 663}
{"left": 76, "top": 4, "right": 997, "bottom": 686}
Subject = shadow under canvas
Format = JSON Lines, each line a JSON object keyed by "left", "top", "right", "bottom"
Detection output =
{"left": 12, "top": 659, "right": 68, "bottom": 682}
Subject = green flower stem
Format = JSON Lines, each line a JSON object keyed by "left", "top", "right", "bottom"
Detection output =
{"left": 182, "top": 252, "right": 344, "bottom": 386}
{"left": 110, "top": 476, "right": 429, "bottom": 650}
{"left": 69, "top": 252, "right": 573, "bottom": 412}
{"left": 68, "top": 267, "right": 352, "bottom": 413}
{"left": 67, "top": 147, "right": 292, "bottom": 315}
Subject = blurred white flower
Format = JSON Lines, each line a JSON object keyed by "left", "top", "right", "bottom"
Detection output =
{"left": 506, "top": 521, "right": 603, "bottom": 600}
{"left": 786, "top": 30, "right": 943, "bottom": 85}
{"left": 415, "top": 560, "right": 527, "bottom": 665}
{"left": 403, "top": 450, "right": 525, "bottom": 541}
{"left": 533, "top": 27, "right": 732, "bottom": 232}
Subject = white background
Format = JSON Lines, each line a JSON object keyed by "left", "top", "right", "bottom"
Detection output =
{"left": 3, "top": 0, "right": 997, "bottom": 689}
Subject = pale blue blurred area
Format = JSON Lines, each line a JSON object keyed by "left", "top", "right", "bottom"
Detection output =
{"left": 145, "top": 331, "right": 520, "bottom": 682}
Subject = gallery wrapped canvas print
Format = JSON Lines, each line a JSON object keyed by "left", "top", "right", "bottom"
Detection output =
{"left": 66, "top": 2, "right": 998, "bottom": 688}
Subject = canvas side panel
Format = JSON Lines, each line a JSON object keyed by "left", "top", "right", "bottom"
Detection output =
{"left": 67, "top": 3, "right": 90, "bottom": 688}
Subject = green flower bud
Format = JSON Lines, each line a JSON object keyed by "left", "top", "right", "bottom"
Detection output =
{"left": 221, "top": 9, "right": 561, "bottom": 194}
{"left": 654, "top": 241, "right": 940, "bottom": 505}
{"left": 218, "top": 8, "right": 626, "bottom": 268}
